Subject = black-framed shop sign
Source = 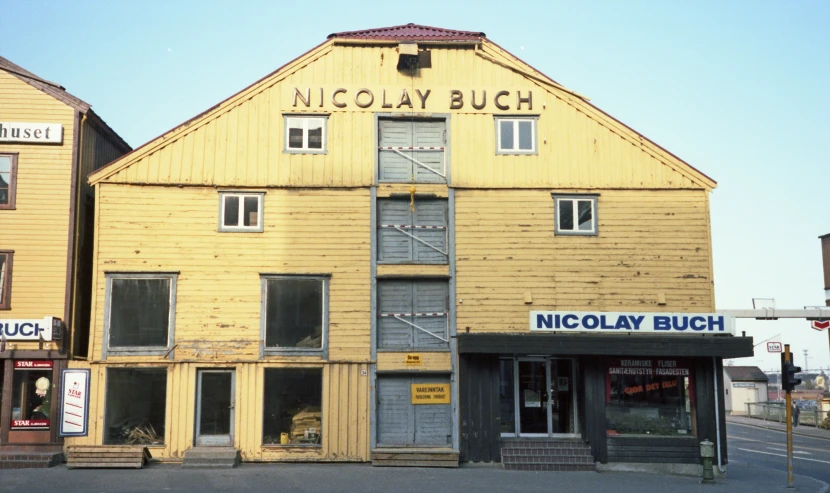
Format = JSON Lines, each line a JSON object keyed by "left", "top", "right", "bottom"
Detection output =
{"left": 59, "top": 369, "right": 91, "bottom": 437}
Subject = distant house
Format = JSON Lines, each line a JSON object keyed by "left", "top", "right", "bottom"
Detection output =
{"left": 724, "top": 366, "right": 769, "bottom": 415}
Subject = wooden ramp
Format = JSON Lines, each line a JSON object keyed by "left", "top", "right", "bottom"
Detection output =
{"left": 66, "top": 446, "right": 150, "bottom": 469}
{"left": 371, "top": 448, "right": 459, "bottom": 468}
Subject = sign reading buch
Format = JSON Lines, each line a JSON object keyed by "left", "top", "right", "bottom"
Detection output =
{"left": 530, "top": 311, "right": 734, "bottom": 335}
{"left": 59, "top": 369, "right": 90, "bottom": 437}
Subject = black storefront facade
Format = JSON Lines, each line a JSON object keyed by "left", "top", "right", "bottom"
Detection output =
{"left": 458, "top": 329, "right": 753, "bottom": 469}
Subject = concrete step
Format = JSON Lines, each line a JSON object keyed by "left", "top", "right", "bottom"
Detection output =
{"left": 502, "top": 454, "right": 594, "bottom": 464}
{"left": 504, "top": 463, "right": 597, "bottom": 472}
{"left": 182, "top": 447, "right": 240, "bottom": 469}
{"left": 371, "top": 448, "right": 459, "bottom": 468}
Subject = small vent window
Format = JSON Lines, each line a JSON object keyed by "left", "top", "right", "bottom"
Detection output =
{"left": 284, "top": 116, "right": 327, "bottom": 153}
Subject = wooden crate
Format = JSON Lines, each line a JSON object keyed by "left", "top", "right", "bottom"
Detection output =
{"left": 371, "top": 448, "right": 459, "bottom": 468}
{"left": 66, "top": 446, "right": 150, "bottom": 469}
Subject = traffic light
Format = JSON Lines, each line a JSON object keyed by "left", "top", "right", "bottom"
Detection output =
{"left": 780, "top": 354, "right": 802, "bottom": 392}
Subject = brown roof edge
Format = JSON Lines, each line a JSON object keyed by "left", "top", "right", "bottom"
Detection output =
{"left": 328, "top": 22, "right": 484, "bottom": 41}
{"left": 0, "top": 56, "right": 90, "bottom": 113}
{"left": 485, "top": 40, "right": 717, "bottom": 188}
{"left": 819, "top": 233, "right": 830, "bottom": 239}
{"left": 90, "top": 39, "right": 331, "bottom": 185}
{"left": 85, "top": 110, "right": 131, "bottom": 153}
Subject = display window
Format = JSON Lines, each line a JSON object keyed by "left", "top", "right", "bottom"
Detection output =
{"left": 11, "top": 360, "right": 53, "bottom": 430}
{"left": 104, "top": 368, "right": 167, "bottom": 445}
{"left": 262, "top": 368, "right": 322, "bottom": 446}
{"left": 605, "top": 358, "right": 696, "bottom": 437}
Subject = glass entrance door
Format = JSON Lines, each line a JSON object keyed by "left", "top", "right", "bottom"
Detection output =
{"left": 195, "top": 370, "right": 234, "bottom": 446}
{"left": 501, "top": 358, "right": 578, "bottom": 437}
{"left": 518, "top": 361, "right": 548, "bottom": 435}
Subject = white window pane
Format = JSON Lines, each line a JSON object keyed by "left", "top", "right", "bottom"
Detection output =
{"left": 307, "top": 126, "right": 323, "bottom": 149}
{"left": 559, "top": 200, "right": 574, "bottom": 230}
{"left": 500, "top": 120, "right": 514, "bottom": 150}
{"left": 243, "top": 196, "right": 259, "bottom": 227}
{"left": 577, "top": 200, "right": 593, "bottom": 231}
{"left": 0, "top": 156, "right": 10, "bottom": 173}
{"left": 224, "top": 196, "right": 239, "bottom": 226}
{"left": 518, "top": 121, "right": 533, "bottom": 150}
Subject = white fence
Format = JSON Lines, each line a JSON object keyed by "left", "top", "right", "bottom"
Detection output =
{"left": 745, "top": 402, "right": 828, "bottom": 428}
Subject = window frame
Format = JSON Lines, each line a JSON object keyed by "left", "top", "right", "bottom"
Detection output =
{"left": 0, "top": 153, "right": 18, "bottom": 210}
{"left": 103, "top": 272, "right": 178, "bottom": 357}
{"left": 0, "top": 250, "right": 13, "bottom": 310}
{"left": 552, "top": 194, "right": 599, "bottom": 236}
{"left": 103, "top": 367, "right": 168, "bottom": 445}
{"left": 260, "top": 274, "right": 329, "bottom": 357}
{"left": 261, "top": 367, "right": 324, "bottom": 448}
{"left": 495, "top": 117, "right": 538, "bottom": 155}
{"left": 283, "top": 115, "right": 328, "bottom": 154}
{"left": 218, "top": 191, "right": 265, "bottom": 233}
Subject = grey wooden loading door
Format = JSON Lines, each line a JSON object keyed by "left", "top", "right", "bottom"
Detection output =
{"left": 378, "top": 198, "right": 448, "bottom": 264}
{"left": 378, "top": 119, "right": 446, "bottom": 183}
{"left": 377, "top": 280, "right": 449, "bottom": 350}
{"left": 377, "top": 376, "right": 452, "bottom": 447}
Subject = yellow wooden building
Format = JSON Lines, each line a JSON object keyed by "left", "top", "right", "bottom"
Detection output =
{"left": 0, "top": 56, "right": 129, "bottom": 467}
{"left": 73, "top": 24, "right": 751, "bottom": 470}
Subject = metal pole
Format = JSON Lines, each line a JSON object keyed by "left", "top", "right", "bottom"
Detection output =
{"left": 785, "top": 344, "right": 794, "bottom": 489}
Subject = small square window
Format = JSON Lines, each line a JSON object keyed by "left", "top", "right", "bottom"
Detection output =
{"left": 219, "top": 192, "right": 263, "bottom": 232}
{"left": 262, "top": 276, "right": 327, "bottom": 354}
{"left": 553, "top": 195, "right": 598, "bottom": 235}
{"left": 0, "top": 251, "right": 13, "bottom": 309}
{"left": 284, "top": 116, "right": 327, "bottom": 153}
{"left": 496, "top": 118, "right": 537, "bottom": 154}
{"left": 105, "top": 273, "right": 176, "bottom": 354}
{"left": 0, "top": 153, "right": 18, "bottom": 209}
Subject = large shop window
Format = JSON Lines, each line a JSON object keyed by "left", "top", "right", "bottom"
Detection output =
{"left": 263, "top": 276, "right": 326, "bottom": 352}
{"left": 0, "top": 251, "right": 12, "bottom": 309}
{"left": 0, "top": 153, "right": 17, "bottom": 209}
{"left": 106, "top": 274, "right": 176, "bottom": 354}
{"left": 606, "top": 358, "right": 696, "bottom": 437}
{"left": 262, "top": 368, "right": 322, "bottom": 446}
{"left": 104, "top": 368, "right": 167, "bottom": 445}
{"left": 284, "top": 116, "right": 327, "bottom": 153}
{"left": 219, "top": 192, "right": 264, "bottom": 232}
{"left": 553, "top": 194, "right": 598, "bottom": 235}
{"left": 11, "top": 361, "right": 53, "bottom": 430}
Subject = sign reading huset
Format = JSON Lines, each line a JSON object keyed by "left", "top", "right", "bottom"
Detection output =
{"left": 530, "top": 311, "right": 734, "bottom": 335}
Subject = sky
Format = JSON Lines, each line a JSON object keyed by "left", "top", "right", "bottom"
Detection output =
{"left": 2, "top": 1, "right": 829, "bottom": 372}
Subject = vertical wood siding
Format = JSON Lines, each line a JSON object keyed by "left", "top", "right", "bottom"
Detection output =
{"left": 0, "top": 71, "right": 74, "bottom": 351}
{"left": 66, "top": 362, "right": 370, "bottom": 461}
{"left": 455, "top": 189, "right": 715, "bottom": 333}
{"left": 89, "top": 184, "right": 371, "bottom": 363}
{"left": 97, "top": 44, "right": 709, "bottom": 191}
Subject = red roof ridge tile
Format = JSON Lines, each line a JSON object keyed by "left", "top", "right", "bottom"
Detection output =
{"left": 328, "top": 23, "right": 485, "bottom": 42}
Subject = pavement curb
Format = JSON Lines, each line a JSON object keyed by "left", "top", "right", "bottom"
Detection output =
{"left": 727, "top": 419, "right": 830, "bottom": 441}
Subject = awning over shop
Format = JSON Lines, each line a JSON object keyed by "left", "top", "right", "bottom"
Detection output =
{"left": 457, "top": 333, "right": 753, "bottom": 358}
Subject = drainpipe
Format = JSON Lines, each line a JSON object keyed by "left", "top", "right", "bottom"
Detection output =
{"left": 713, "top": 357, "right": 726, "bottom": 473}
{"left": 821, "top": 234, "right": 830, "bottom": 307}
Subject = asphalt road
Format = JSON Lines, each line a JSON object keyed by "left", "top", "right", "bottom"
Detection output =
{"left": 727, "top": 420, "right": 830, "bottom": 486}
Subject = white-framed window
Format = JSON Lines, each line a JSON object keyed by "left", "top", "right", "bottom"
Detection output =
{"left": 219, "top": 192, "right": 264, "bottom": 232}
{"left": 496, "top": 117, "right": 537, "bottom": 154}
{"left": 553, "top": 194, "right": 598, "bottom": 235}
{"left": 261, "top": 275, "right": 328, "bottom": 355}
{"left": 104, "top": 273, "right": 177, "bottom": 356}
{"left": 284, "top": 115, "right": 327, "bottom": 153}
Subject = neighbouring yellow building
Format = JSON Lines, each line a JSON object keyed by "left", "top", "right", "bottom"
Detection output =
{"left": 0, "top": 57, "right": 129, "bottom": 467}
{"left": 70, "top": 24, "right": 751, "bottom": 471}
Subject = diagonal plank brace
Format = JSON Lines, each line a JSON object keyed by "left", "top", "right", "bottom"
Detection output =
{"left": 392, "top": 315, "right": 449, "bottom": 343}
{"left": 388, "top": 148, "right": 446, "bottom": 179}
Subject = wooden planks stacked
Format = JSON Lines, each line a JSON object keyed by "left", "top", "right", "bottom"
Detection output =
{"left": 65, "top": 446, "right": 149, "bottom": 469}
{"left": 371, "top": 448, "right": 458, "bottom": 468}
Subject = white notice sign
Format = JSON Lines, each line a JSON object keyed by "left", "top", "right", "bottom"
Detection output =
{"left": 0, "top": 122, "right": 63, "bottom": 144}
{"left": 59, "top": 369, "right": 90, "bottom": 436}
